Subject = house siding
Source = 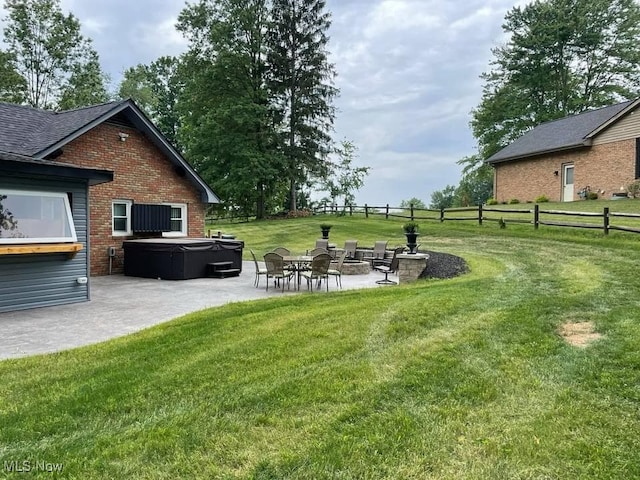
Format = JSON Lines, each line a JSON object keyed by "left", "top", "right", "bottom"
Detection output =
{"left": 592, "top": 111, "right": 640, "bottom": 145}
{"left": 0, "top": 176, "right": 90, "bottom": 313}
{"left": 56, "top": 122, "right": 206, "bottom": 276}
{"left": 493, "top": 140, "right": 636, "bottom": 203}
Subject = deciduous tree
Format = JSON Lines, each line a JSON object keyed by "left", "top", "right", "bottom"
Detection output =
{"left": 319, "top": 139, "right": 369, "bottom": 206}
{"left": 471, "top": 0, "right": 640, "bottom": 162}
{"left": 2, "top": 0, "right": 109, "bottom": 109}
{"left": 117, "top": 56, "right": 183, "bottom": 147}
{"left": 429, "top": 186, "right": 456, "bottom": 210}
{"left": 177, "top": 0, "right": 286, "bottom": 219}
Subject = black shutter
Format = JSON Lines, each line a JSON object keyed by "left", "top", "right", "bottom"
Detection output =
{"left": 132, "top": 204, "right": 171, "bottom": 232}
{"left": 636, "top": 138, "right": 640, "bottom": 179}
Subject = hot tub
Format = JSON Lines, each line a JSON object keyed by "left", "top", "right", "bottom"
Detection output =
{"left": 123, "top": 238, "right": 244, "bottom": 280}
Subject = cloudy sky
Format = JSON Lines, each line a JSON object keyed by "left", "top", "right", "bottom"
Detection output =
{"left": 4, "top": 0, "right": 528, "bottom": 206}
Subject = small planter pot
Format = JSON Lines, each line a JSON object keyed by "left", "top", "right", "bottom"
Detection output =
{"left": 320, "top": 227, "right": 331, "bottom": 239}
{"left": 404, "top": 232, "right": 419, "bottom": 254}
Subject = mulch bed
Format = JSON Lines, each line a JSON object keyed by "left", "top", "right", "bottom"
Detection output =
{"left": 418, "top": 250, "right": 469, "bottom": 279}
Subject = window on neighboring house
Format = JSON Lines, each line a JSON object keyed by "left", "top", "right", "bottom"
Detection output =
{"left": 0, "top": 189, "right": 77, "bottom": 244}
{"left": 112, "top": 200, "right": 132, "bottom": 236}
{"left": 162, "top": 203, "right": 187, "bottom": 237}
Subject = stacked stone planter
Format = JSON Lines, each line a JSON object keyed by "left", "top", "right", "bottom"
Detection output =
{"left": 397, "top": 253, "right": 429, "bottom": 284}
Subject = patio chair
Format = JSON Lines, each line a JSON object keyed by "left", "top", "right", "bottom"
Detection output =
{"left": 344, "top": 240, "right": 358, "bottom": 259}
{"left": 272, "top": 247, "right": 296, "bottom": 272}
{"left": 315, "top": 239, "right": 329, "bottom": 250}
{"left": 373, "top": 247, "right": 404, "bottom": 285}
{"left": 327, "top": 251, "right": 347, "bottom": 289}
{"left": 300, "top": 253, "right": 332, "bottom": 292}
{"left": 250, "top": 249, "right": 268, "bottom": 288}
{"left": 307, "top": 247, "right": 329, "bottom": 256}
{"left": 263, "top": 252, "right": 294, "bottom": 291}
{"left": 363, "top": 240, "right": 388, "bottom": 266}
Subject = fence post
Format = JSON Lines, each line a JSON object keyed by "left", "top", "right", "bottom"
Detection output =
{"left": 440, "top": 208, "right": 445, "bottom": 222}
{"left": 350, "top": 205, "right": 353, "bottom": 216}
{"left": 385, "top": 204, "right": 389, "bottom": 219}
{"left": 323, "top": 203, "right": 327, "bottom": 214}
{"left": 534, "top": 204, "right": 539, "bottom": 229}
{"left": 365, "top": 204, "right": 369, "bottom": 218}
{"left": 410, "top": 203, "right": 414, "bottom": 221}
{"left": 604, "top": 207, "right": 609, "bottom": 235}
{"left": 478, "top": 204, "right": 483, "bottom": 226}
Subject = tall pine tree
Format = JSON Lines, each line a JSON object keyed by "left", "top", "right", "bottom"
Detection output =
{"left": 267, "top": 0, "right": 338, "bottom": 211}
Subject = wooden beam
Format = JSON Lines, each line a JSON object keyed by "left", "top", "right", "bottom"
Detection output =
{"left": 0, "top": 243, "right": 83, "bottom": 258}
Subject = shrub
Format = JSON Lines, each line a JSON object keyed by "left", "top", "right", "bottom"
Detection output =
{"left": 509, "top": 198, "right": 520, "bottom": 204}
{"left": 535, "top": 195, "right": 549, "bottom": 203}
{"left": 627, "top": 180, "right": 640, "bottom": 198}
{"left": 486, "top": 198, "right": 498, "bottom": 205}
{"left": 269, "top": 209, "right": 313, "bottom": 219}
{"left": 402, "top": 221, "right": 419, "bottom": 233}
{"left": 587, "top": 192, "right": 599, "bottom": 200}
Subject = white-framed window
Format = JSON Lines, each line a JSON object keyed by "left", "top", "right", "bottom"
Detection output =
{"left": 162, "top": 203, "right": 187, "bottom": 237}
{"left": 0, "top": 189, "right": 77, "bottom": 244}
{"left": 112, "top": 200, "right": 132, "bottom": 236}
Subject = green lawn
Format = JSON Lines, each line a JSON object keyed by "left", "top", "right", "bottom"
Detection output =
{"left": 2, "top": 216, "right": 640, "bottom": 478}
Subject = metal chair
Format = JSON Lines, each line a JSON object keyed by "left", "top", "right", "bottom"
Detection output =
{"left": 315, "top": 239, "right": 329, "bottom": 250}
{"left": 327, "top": 251, "right": 347, "bottom": 289}
{"left": 263, "top": 252, "right": 294, "bottom": 291}
{"left": 300, "top": 253, "right": 332, "bottom": 292}
{"left": 250, "top": 249, "right": 268, "bottom": 288}
{"left": 307, "top": 247, "right": 329, "bottom": 256}
{"left": 363, "top": 240, "right": 388, "bottom": 265}
{"left": 373, "top": 247, "right": 404, "bottom": 285}
{"left": 272, "top": 247, "right": 296, "bottom": 272}
{"left": 344, "top": 240, "right": 358, "bottom": 259}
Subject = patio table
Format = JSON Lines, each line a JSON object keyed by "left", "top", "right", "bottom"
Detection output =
{"left": 283, "top": 255, "right": 313, "bottom": 290}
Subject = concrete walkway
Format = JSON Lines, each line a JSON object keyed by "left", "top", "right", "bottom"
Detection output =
{"left": 0, "top": 261, "right": 386, "bottom": 360}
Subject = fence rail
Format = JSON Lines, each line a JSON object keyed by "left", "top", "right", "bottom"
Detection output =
{"left": 313, "top": 203, "right": 640, "bottom": 236}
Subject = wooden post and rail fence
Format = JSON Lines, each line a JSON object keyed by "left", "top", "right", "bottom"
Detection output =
{"left": 313, "top": 203, "right": 640, "bottom": 236}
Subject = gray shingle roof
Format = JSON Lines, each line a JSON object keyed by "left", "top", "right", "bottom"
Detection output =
{"left": 0, "top": 150, "right": 114, "bottom": 185}
{"left": 0, "top": 101, "right": 125, "bottom": 156}
{"left": 486, "top": 100, "right": 635, "bottom": 164}
{"left": 0, "top": 100, "right": 219, "bottom": 203}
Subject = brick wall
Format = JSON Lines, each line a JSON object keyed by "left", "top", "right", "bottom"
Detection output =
{"left": 57, "top": 122, "right": 206, "bottom": 275}
{"left": 493, "top": 139, "right": 636, "bottom": 203}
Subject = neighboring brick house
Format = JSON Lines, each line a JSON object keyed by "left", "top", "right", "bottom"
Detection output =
{"left": 486, "top": 99, "right": 640, "bottom": 202}
{"left": 0, "top": 99, "right": 219, "bottom": 276}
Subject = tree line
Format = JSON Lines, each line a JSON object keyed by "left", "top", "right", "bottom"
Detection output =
{"left": 0, "top": 0, "right": 369, "bottom": 219}
{"left": 428, "top": 0, "right": 640, "bottom": 209}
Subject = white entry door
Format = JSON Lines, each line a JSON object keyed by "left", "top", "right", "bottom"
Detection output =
{"left": 562, "top": 165, "right": 574, "bottom": 202}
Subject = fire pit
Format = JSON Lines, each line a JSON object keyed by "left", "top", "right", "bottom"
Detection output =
{"left": 335, "top": 259, "right": 370, "bottom": 275}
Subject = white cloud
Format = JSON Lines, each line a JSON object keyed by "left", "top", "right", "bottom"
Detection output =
{"left": 134, "top": 16, "right": 188, "bottom": 60}
{"left": 1, "top": 0, "right": 522, "bottom": 206}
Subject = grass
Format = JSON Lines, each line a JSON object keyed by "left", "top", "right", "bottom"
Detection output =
{"left": 2, "top": 215, "right": 640, "bottom": 478}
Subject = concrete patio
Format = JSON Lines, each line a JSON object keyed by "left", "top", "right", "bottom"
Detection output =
{"left": 0, "top": 261, "right": 387, "bottom": 360}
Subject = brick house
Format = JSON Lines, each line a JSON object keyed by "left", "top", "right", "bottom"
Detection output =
{"left": 0, "top": 99, "right": 218, "bottom": 276}
{"left": 486, "top": 99, "right": 640, "bottom": 202}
